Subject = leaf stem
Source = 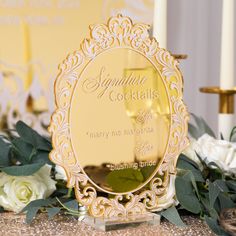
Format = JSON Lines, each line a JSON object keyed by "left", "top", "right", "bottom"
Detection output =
{"left": 56, "top": 197, "right": 79, "bottom": 214}
{"left": 65, "top": 188, "right": 73, "bottom": 198}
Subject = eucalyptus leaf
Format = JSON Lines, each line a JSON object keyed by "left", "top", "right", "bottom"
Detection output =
{"left": 230, "top": 194, "right": 236, "bottom": 201}
{"left": 64, "top": 200, "right": 78, "bottom": 211}
{"left": 200, "top": 194, "right": 209, "bottom": 209}
{"left": 12, "top": 138, "right": 34, "bottom": 164}
{"left": 191, "top": 113, "right": 216, "bottom": 138}
{"left": 209, "top": 182, "right": 221, "bottom": 208}
{"left": 26, "top": 207, "right": 40, "bottom": 224}
{"left": 191, "top": 170, "right": 205, "bottom": 182}
{"left": 207, "top": 167, "right": 224, "bottom": 180}
{"left": 214, "top": 198, "right": 221, "bottom": 214}
{"left": 198, "top": 117, "right": 216, "bottom": 138}
{"left": 179, "top": 169, "right": 204, "bottom": 184}
{"left": 1, "top": 163, "right": 45, "bottom": 176}
{"left": 229, "top": 126, "right": 236, "bottom": 142}
{"left": 195, "top": 153, "right": 209, "bottom": 171}
{"left": 191, "top": 113, "right": 206, "bottom": 132}
{"left": 204, "top": 216, "right": 229, "bottom": 236}
{"left": 21, "top": 198, "right": 57, "bottom": 213}
{"left": 201, "top": 196, "right": 219, "bottom": 218}
{"left": 182, "top": 171, "right": 201, "bottom": 199}
{"left": 0, "top": 138, "right": 11, "bottom": 167}
{"left": 161, "top": 206, "right": 186, "bottom": 227}
{"left": 0, "top": 206, "right": 4, "bottom": 213}
{"left": 220, "top": 133, "right": 224, "bottom": 140}
{"left": 188, "top": 123, "right": 200, "bottom": 139}
{"left": 106, "top": 168, "right": 144, "bottom": 192}
{"left": 209, "top": 208, "right": 219, "bottom": 219}
{"left": 175, "top": 176, "right": 201, "bottom": 214}
{"left": 218, "top": 193, "right": 235, "bottom": 210}
{"left": 214, "top": 180, "right": 229, "bottom": 192}
{"left": 32, "top": 151, "right": 52, "bottom": 165}
{"left": 47, "top": 207, "right": 61, "bottom": 220}
{"left": 16, "top": 121, "right": 52, "bottom": 151}
{"left": 177, "top": 154, "right": 200, "bottom": 171}
{"left": 54, "top": 188, "right": 69, "bottom": 196}
{"left": 227, "top": 180, "right": 236, "bottom": 192}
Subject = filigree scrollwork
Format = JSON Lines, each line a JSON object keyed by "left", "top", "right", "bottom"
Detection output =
{"left": 49, "top": 14, "right": 189, "bottom": 218}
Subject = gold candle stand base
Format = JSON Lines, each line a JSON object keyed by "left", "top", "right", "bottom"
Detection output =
{"left": 200, "top": 86, "right": 236, "bottom": 114}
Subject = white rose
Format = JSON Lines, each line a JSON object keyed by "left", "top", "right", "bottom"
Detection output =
{"left": 0, "top": 165, "right": 56, "bottom": 213}
{"left": 182, "top": 138, "right": 203, "bottom": 170}
{"left": 55, "top": 165, "right": 67, "bottom": 181}
{"left": 196, "top": 134, "right": 236, "bottom": 174}
{"left": 155, "top": 175, "right": 178, "bottom": 211}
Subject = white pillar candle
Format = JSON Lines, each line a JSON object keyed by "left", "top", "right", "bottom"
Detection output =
{"left": 220, "top": 0, "right": 234, "bottom": 89}
{"left": 219, "top": 0, "right": 235, "bottom": 140}
{"left": 153, "top": 0, "right": 167, "bottom": 49}
{"left": 219, "top": 114, "right": 234, "bottom": 140}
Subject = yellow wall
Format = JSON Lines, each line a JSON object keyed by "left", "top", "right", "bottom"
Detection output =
{"left": 0, "top": 0, "right": 153, "bottom": 105}
{"left": 0, "top": 1, "right": 105, "bottom": 82}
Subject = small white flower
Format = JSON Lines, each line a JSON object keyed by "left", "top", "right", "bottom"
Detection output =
{"left": 155, "top": 175, "right": 178, "bottom": 211}
{"left": 0, "top": 165, "right": 56, "bottom": 213}
{"left": 55, "top": 165, "right": 67, "bottom": 181}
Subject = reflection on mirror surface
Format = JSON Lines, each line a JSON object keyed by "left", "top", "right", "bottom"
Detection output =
{"left": 70, "top": 48, "right": 171, "bottom": 193}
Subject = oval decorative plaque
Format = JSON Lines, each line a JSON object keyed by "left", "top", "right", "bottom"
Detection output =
{"left": 49, "top": 14, "right": 189, "bottom": 218}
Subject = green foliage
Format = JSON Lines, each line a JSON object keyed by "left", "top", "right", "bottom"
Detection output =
{"left": 175, "top": 175, "right": 201, "bottom": 214}
{"left": 161, "top": 206, "right": 186, "bottom": 227}
{"left": 106, "top": 165, "right": 160, "bottom": 193}
{"left": 0, "top": 121, "right": 53, "bottom": 176}
{"left": 1, "top": 163, "right": 45, "bottom": 176}
{"left": 106, "top": 168, "right": 144, "bottom": 192}
{"left": 0, "top": 121, "right": 84, "bottom": 224}
{"left": 21, "top": 198, "right": 57, "bottom": 224}
{"left": 47, "top": 207, "right": 61, "bottom": 220}
{"left": 188, "top": 113, "right": 216, "bottom": 139}
{"left": 229, "top": 126, "right": 236, "bottom": 142}
{"left": 140, "top": 165, "right": 157, "bottom": 180}
{"left": 0, "top": 138, "right": 11, "bottom": 167}
{"left": 176, "top": 155, "right": 235, "bottom": 235}
{"left": 177, "top": 114, "right": 235, "bottom": 235}
{"left": 0, "top": 115, "right": 235, "bottom": 235}
{"left": 204, "top": 216, "right": 229, "bottom": 236}
{"left": 15, "top": 121, "right": 52, "bottom": 151}
{"left": 20, "top": 197, "right": 81, "bottom": 224}
{"left": 26, "top": 207, "right": 40, "bottom": 224}
{"left": 20, "top": 184, "right": 82, "bottom": 223}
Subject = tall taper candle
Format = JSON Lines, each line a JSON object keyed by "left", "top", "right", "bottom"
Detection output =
{"left": 219, "top": 0, "right": 235, "bottom": 140}
{"left": 153, "top": 0, "right": 167, "bottom": 48}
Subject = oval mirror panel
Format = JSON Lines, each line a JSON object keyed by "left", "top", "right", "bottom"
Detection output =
{"left": 70, "top": 48, "right": 171, "bottom": 194}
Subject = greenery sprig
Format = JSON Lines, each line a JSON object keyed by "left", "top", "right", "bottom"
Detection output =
{"left": 0, "top": 116, "right": 235, "bottom": 235}
{"left": 174, "top": 114, "right": 236, "bottom": 235}
{"left": 0, "top": 121, "right": 81, "bottom": 223}
{"left": 0, "top": 121, "right": 52, "bottom": 175}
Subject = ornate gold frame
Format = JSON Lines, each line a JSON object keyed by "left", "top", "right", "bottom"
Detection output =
{"left": 49, "top": 14, "right": 189, "bottom": 218}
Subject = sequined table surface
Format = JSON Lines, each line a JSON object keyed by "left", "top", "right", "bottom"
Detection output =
{"left": 0, "top": 213, "right": 216, "bottom": 236}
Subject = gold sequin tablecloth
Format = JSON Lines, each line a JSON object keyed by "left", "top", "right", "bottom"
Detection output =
{"left": 0, "top": 213, "right": 216, "bottom": 236}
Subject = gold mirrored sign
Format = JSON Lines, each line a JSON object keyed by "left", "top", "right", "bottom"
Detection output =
{"left": 49, "top": 14, "right": 189, "bottom": 218}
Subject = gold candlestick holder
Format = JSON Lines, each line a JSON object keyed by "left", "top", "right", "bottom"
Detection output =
{"left": 199, "top": 86, "right": 236, "bottom": 114}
